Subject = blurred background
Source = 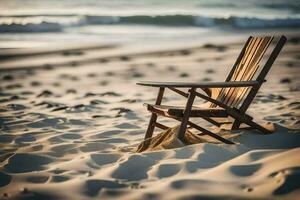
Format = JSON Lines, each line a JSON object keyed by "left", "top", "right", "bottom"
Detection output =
{"left": 0, "top": 0, "right": 299, "bottom": 49}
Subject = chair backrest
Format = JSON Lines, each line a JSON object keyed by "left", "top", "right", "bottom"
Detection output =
{"left": 211, "top": 35, "right": 287, "bottom": 110}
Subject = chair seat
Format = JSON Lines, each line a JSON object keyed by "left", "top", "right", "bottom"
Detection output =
{"left": 145, "top": 104, "right": 229, "bottom": 118}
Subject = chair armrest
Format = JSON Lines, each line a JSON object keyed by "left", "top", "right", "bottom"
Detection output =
{"left": 137, "top": 81, "right": 259, "bottom": 88}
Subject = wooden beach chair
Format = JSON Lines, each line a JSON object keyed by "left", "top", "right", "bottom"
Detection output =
{"left": 137, "top": 35, "right": 287, "bottom": 144}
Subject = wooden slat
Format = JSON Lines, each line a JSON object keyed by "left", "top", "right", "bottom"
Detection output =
{"left": 187, "top": 121, "right": 235, "bottom": 144}
{"left": 154, "top": 122, "right": 170, "bottom": 130}
{"left": 225, "top": 36, "right": 253, "bottom": 82}
{"left": 227, "top": 37, "right": 272, "bottom": 106}
{"left": 214, "top": 37, "right": 257, "bottom": 107}
{"left": 215, "top": 36, "right": 275, "bottom": 108}
{"left": 238, "top": 35, "right": 287, "bottom": 114}
{"left": 144, "top": 87, "right": 165, "bottom": 140}
{"left": 168, "top": 87, "right": 189, "bottom": 98}
{"left": 231, "top": 37, "right": 274, "bottom": 106}
{"left": 222, "top": 37, "right": 263, "bottom": 105}
{"left": 216, "top": 37, "right": 258, "bottom": 106}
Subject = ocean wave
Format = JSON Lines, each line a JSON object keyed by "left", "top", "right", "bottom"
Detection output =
{"left": 0, "top": 21, "right": 63, "bottom": 33}
{"left": 0, "top": 14, "right": 299, "bottom": 33}
{"left": 84, "top": 15, "right": 300, "bottom": 28}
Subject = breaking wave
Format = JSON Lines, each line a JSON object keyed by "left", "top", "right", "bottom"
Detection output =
{"left": 0, "top": 14, "right": 299, "bottom": 33}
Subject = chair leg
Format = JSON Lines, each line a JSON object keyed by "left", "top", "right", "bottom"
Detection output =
{"left": 178, "top": 89, "right": 196, "bottom": 142}
{"left": 144, "top": 87, "right": 165, "bottom": 140}
{"left": 242, "top": 119, "right": 273, "bottom": 134}
{"left": 231, "top": 120, "right": 241, "bottom": 130}
{"left": 229, "top": 110, "right": 273, "bottom": 134}
{"left": 144, "top": 113, "right": 157, "bottom": 140}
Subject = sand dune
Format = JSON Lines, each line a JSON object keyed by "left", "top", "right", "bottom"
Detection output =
{"left": 0, "top": 33, "right": 300, "bottom": 199}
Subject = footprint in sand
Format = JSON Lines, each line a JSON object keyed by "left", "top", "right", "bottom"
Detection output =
{"left": 15, "top": 133, "right": 36, "bottom": 144}
{"left": 0, "top": 172, "right": 11, "bottom": 187}
{"left": 90, "top": 153, "right": 121, "bottom": 166}
{"left": 112, "top": 154, "right": 156, "bottom": 181}
{"left": 205, "top": 69, "right": 215, "bottom": 74}
{"left": 93, "top": 130, "right": 123, "bottom": 138}
{"left": 171, "top": 179, "right": 209, "bottom": 189}
{"left": 66, "top": 89, "right": 77, "bottom": 94}
{"left": 179, "top": 73, "right": 189, "bottom": 78}
{"left": 2, "top": 74, "right": 14, "bottom": 81}
{"left": 230, "top": 164, "right": 261, "bottom": 177}
{"left": 272, "top": 167, "right": 300, "bottom": 195}
{"left": 30, "top": 81, "right": 42, "bottom": 86}
{"left": 87, "top": 73, "right": 98, "bottom": 78}
{"left": 156, "top": 164, "right": 181, "bottom": 178}
{"left": 83, "top": 179, "right": 126, "bottom": 197}
{"left": 51, "top": 175, "right": 70, "bottom": 183}
{"left": 26, "top": 176, "right": 49, "bottom": 184}
{"left": 280, "top": 78, "right": 292, "bottom": 84}
{"left": 48, "top": 144, "right": 78, "bottom": 157}
{"left": 99, "top": 80, "right": 109, "bottom": 86}
{"left": 4, "top": 153, "right": 53, "bottom": 173}
{"left": 0, "top": 134, "right": 15, "bottom": 143}
{"left": 60, "top": 133, "right": 82, "bottom": 140}
{"left": 37, "top": 90, "right": 53, "bottom": 97}
{"left": 174, "top": 146, "right": 196, "bottom": 159}
{"left": 80, "top": 142, "right": 114, "bottom": 152}
{"left": 240, "top": 185, "right": 254, "bottom": 192}
{"left": 115, "top": 123, "right": 140, "bottom": 129}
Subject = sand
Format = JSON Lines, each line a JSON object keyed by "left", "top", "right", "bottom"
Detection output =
{"left": 0, "top": 32, "right": 300, "bottom": 199}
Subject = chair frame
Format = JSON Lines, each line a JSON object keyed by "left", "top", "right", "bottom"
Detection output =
{"left": 137, "top": 35, "right": 287, "bottom": 145}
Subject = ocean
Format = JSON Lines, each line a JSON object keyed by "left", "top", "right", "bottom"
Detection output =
{"left": 0, "top": 0, "right": 299, "bottom": 48}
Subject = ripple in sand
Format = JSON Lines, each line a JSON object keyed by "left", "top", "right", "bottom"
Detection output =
{"left": 174, "top": 146, "right": 196, "bottom": 159}
{"left": 112, "top": 154, "right": 156, "bottom": 181}
{"left": 273, "top": 167, "right": 300, "bottom": 195}
{"left": 203, "top": 43, "right": 228, "bottom": 52}
{"left": 84, "top": 179, "right": 126, "bottom": 197}
{"left": 51, "top": 175, "right": 70, "bottom": 183}
{"left": 280, "top": 78, "right": 291, "bottom": 84}
{"left": 98, "top": 138, "right": 128, "bottom": 144}
{"left": 7, "top": 103, "right": 27, "bottom": 110}
{"left": 156, "top": 164, "right": 181, "bottom": 178}
{"left": 26, "top": 176, "right": 49, "bottom": 183}
{"left": 0, "top": 172, "right": 11, "bottom": 187}
{"left": 66, "top": 88, "right": 77, "bottom": 94}
{"left": 92, "top": 115, "right": 111, "bottom": 118}
{"left": 49, "top": 144, "right": 78, "bottom": 157}
{"left": 100, "top": 92, "right": 121, "bottom": 97}
{"left": 93, "top": 130, "right": 123, "bottom": 138}
{"left": 120, "top": 99, "right": 140, "bottom": 103}
{"left": 230, "top": 164, "right": 261, "bottom": 177}
{"left": 69, "top": 119, "right": 87, "bottom": 126}
{"left": 37, "top": 90, "right": 53, "bottom": 97}
{"left": 205, "top": 69, "right": 215, "bottom": 74}
{"left": 171, "top": 179, "right": 209, "bottom": 189}
{"left": 115, "top": 123, "right": 140, "bottom": 129}
{"left": 90, "top": 99, "right": 109, "bottom": 105}
{"left": 60, "top": 133, "right": 82, "bottom": 140}
{"left": 28, "top": 117, "right": 68, "bottom": 129}
{"left": 0, "top": 134, "right": 14, "bottom": 143}
{"left": 179, "top": 73, "right": 189, "bottom": 78}
{"left": 111, "top": 107, "right": 132, "bottom": 114}
{"left": 99, "top": 80, "right": 109, "bottom": 86}
{"left": 15, "top": 134, "right": 36, "bottom": 144}
{"left": 31, "top": 81, "right": 41, "bottom": 86}
{"left": 4, "top": 153, "right": 53, "bottom": 173}
{"left": 2, "top": 74, "right": 14, "bottom": 81}
{"left": 80, "top": 142, "right": 114, "bottom": 152}
{"left": 90, "top": 153, "right": 121, "bottom": 166}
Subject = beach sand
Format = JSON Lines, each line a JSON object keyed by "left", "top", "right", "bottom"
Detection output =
{"left": 0, "top": 32, "right": 300, "bottom": 199}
